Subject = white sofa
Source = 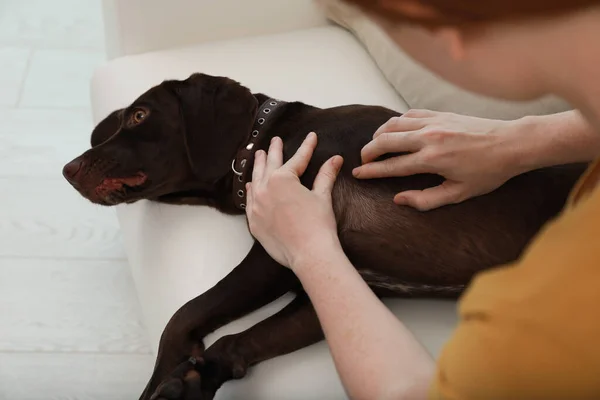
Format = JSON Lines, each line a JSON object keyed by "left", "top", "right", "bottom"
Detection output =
{"left": 93, "top": 1, "right": 458, "bottom": 398}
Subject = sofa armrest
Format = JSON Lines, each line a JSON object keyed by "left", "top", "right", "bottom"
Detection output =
{"left": 101, "top": 0, "right": 329, "bottom": 59}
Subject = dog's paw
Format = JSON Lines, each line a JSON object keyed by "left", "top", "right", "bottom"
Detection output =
{"left": 149, "top": 357, "right": 204, "bottom": 400}
{"left": 149, "top": 344, "right": 248, "bottom": 400}
{"left": 141, "top": 340, "right": 207, "bottom": 400}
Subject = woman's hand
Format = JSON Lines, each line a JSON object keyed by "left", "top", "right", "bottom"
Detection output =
{"left": 352, "top": 109, "right": 523, "bottom": 211}
{"left": 245, "top": 132, "right": 344, "bottom": 269}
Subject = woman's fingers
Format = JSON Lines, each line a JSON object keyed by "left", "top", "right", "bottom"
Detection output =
{"left": 245, "top": 182, "right": 253, "bottom": 214}
{"left": 265, "top": 137, "right": 284, "bottom": 174}
{"left": 252, "top": 150, "right": 266, "bottom": 184}
{"left": 353, "top": 153, "right": 428, "bottom": 179}
{"left": 283, "top": 132, "right": 318, "bottom": 176}
{"left": 373, "top": 111, "right": 432, "bottom": 138}
{"left": 393, "top": 181, "right": 464, "bottom": 211}
{"left": 312, "top": 156, "right": 344, "bottom": 197}
{"left": 361, "top": 130, "right": 423, "bottom": 163}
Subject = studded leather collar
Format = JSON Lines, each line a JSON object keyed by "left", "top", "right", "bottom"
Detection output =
{"left": 232, "top": 98, "right": 286, "bottom": 210}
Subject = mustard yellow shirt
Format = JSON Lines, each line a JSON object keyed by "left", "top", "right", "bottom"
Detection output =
{"left": 429, "top": 159, "right": 600, "bottom": 400}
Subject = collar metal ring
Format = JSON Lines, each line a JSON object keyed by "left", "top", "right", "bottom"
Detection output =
{"left": 231, "top": 159, "right": 243, "bottom": 177}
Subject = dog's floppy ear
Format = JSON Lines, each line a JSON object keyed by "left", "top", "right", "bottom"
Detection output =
{"left": 91, "top": 109, "right": 123, "bottom": 147}
{"left": 171, "top": 73, "right": 258, "bottom": 183}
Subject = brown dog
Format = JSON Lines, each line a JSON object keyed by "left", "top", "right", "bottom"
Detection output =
{"left": 63, "top": 73, "right": 586, "bottom": 400}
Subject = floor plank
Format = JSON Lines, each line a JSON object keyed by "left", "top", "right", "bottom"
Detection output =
{"left": 0, "top": 108, "right": 93, "bottom": 178}
{"left": 20, "top": 49, "right": 106, "bottom": 108}
{"left": 0, "top": 353, "right": 154, "bottom": 400}
{"left": 0, "top": 177, "right": 126, "bottom": 259}
{"left": 0, "top": 258, "right": 151, "bottom": 354}
{"left": 0, "top": 108, "right": 93, "bottom": 133}
{"left": 0, "top": 0, "right": 105, "bottom": 50}
{"left": 0, "top": 47, "right": 30, "bottom": 106}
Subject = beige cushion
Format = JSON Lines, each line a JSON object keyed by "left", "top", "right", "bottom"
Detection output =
{"left": 315, "top": 0, "right": 572, "bottom": 120}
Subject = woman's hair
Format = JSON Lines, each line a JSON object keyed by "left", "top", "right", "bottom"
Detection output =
{"left": 342, "top": 0, "right": 600, "bottom": 26}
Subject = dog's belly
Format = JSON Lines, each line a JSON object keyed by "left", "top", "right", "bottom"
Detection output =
{"left": 330, "top": 168, "right": 580, "bottom": 293}
{"left": 359, "top": 269, "right": 465, "bottom": 297}
{"left": 332, "top": 178, "right": 503, "bottom": 288}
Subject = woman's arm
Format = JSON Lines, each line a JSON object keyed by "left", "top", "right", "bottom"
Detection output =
{"left": 511, "top": 110, "right": 599, "bottom": 170}
{"left": 246, "top": 134, "right": 434, "bottom": 400}
{"left": 353, "top": 109, "right": 597, "bottom": 211}
{"left": 292, "top": 241, "right": 434, "bottom": 400}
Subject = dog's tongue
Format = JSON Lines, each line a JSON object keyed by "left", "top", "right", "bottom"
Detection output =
{"left": 97, "top": 174, "right": 147, "bottom": 193}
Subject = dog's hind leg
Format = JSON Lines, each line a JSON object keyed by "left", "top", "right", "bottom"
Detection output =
{"left": 148, "top": 292, "right": 322, "bottom": 400}
{"left": 139, "top": 242, "right": 297, "bottom": 399}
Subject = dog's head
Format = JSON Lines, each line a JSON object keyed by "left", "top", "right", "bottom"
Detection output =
{"left": 62, "top": 73, "right": 258, "bottom": 206}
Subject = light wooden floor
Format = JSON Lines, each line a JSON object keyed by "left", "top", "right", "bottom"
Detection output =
{"left": 0, "top": 1, "right": 154, "bottom": 398}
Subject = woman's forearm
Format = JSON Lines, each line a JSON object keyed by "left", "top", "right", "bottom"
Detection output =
{"left": 511, "top": 110, "right": 599, "bottom": 173}
{"left": 292, "top": 241, "right": 435, "bottom": 400}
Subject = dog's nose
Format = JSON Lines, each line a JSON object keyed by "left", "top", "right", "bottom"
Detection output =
{"left": 62, "top": 159, "right": 84, "bottom": 183}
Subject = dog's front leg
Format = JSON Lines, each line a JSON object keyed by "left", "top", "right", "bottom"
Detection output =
{"left": 140, "top": 242, "right": 297, "bottom": 399}
{"left": 149, "top": 293, "right": 323, "bottom": 400}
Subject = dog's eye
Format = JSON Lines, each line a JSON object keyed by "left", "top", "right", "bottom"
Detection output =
{"left": 129, "top": 109, "right": 148, "bottom": 126}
